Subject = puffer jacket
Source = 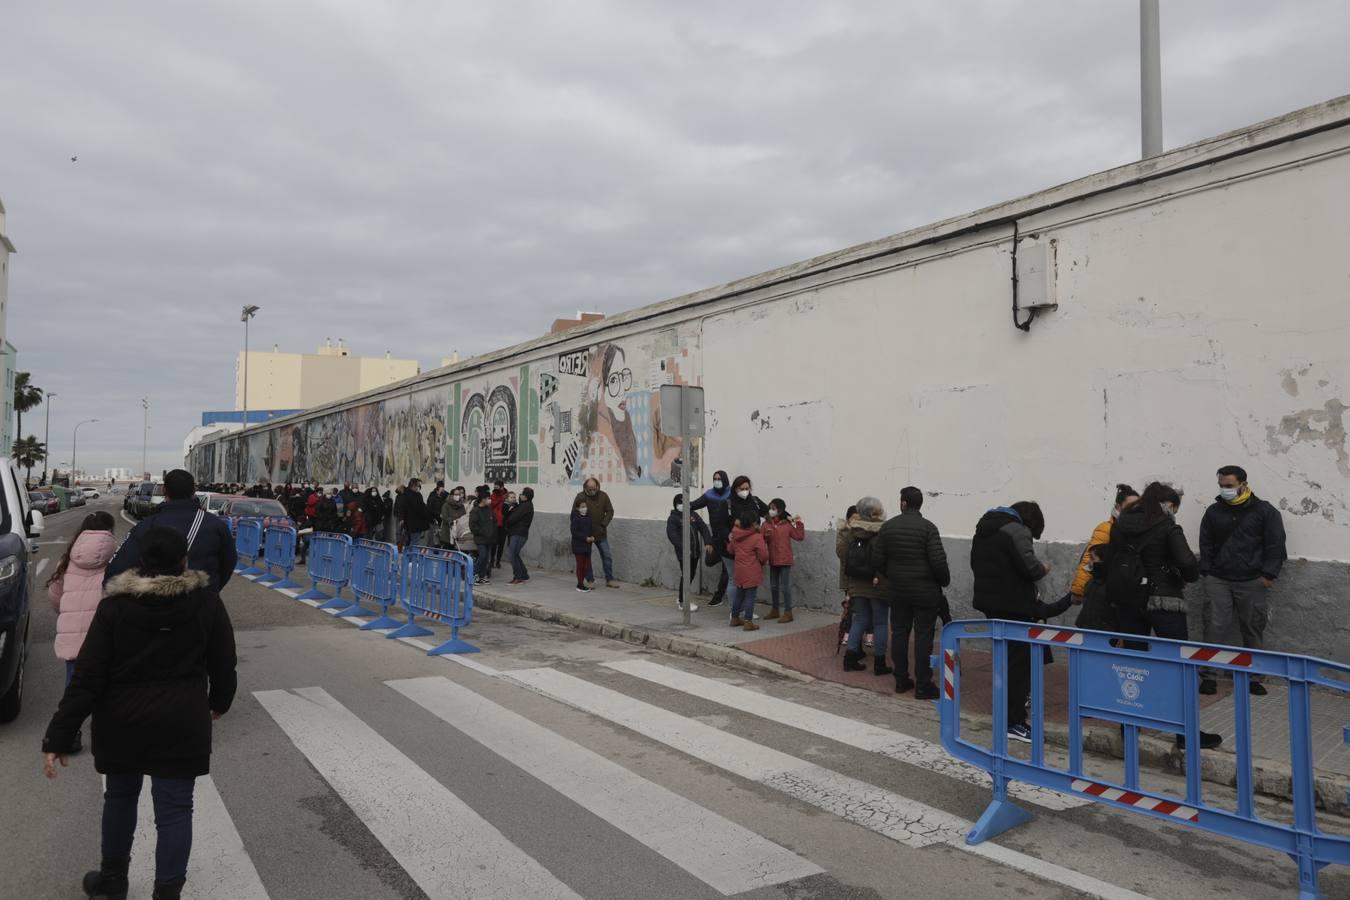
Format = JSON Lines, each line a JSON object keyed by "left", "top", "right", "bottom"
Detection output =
{"left": 469, "top": 503, "right": 498, "bottom": 545}
{"left": 690, "top": 485, "right": 732, "bottom": 557}
{"left": 729, "top": 525, "right": 768, "bottom": 589}
{"left": 49, "top": 530, "right": 119, "bottom": 661}
{"left": 761, "top": 516, "right": 805, "bottom": 566}
{"left": 1199, "top": 493, "right": 1287, "bottom": 582}
{"left": 836, "top": 520, "right": 888, "bottom": 601}
{"left": 869, "top": 509, "right": 950, "bottom": 607}
{"left": 970, "top": 508, "right": 1048, "bottom": 620}
{"left": 1109, "top": 507, "right": 1200, "bottom": 602}
{"left": 1071, "top": 519, "right": 1113, "bottom": 597}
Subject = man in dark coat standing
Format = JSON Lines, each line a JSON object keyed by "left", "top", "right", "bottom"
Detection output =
{"left": 401, "top": 478, "right": 431, "bottom": 547}
{"left": 105, "top": 469, "right": 237, "bottom": 592}
{"left": 870, "top": 486, "right": 950, "bottom": 698}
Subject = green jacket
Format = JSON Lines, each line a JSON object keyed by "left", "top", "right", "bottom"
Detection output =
{"left": 835, "top": 521, "right": 888, "bottom": 601}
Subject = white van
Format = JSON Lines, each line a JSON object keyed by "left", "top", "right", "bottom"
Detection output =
{"left": 0, "top": 458, "right": 43, "bottom": 722}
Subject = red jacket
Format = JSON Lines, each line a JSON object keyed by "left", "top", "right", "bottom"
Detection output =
{"left": 729, "top": 525, "right": 768, "bottom": 588}
{"left": 305, "top": 492, "right": 320, "bottom": 518}
{"left": 761, "top": 517, "right": 805, "bottom": 566}
{"left": 490, "top": 489, "right": 508, "bottom": 526}
{"left": 347, "top": 503, "right": 367, "bottom": 537}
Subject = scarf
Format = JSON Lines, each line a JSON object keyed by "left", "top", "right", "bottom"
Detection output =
{"left": 1226, "top": 487, "right": 1253, "bottom": 506}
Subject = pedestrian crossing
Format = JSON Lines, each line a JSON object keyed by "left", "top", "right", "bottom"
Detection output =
{"left": 110, "top": 649, "right": 1165, "bottom": 899}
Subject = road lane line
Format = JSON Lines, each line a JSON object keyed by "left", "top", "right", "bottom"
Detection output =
{"left": 389, "top": 675, "right": 822, "bottom": 895}
{"left": 125, "top": 775, "right": 268, "bottom": 899}
{"left": 120, "top": 511, "right": 138, "bottom": 527}
{"left": 603, "top": 658, "right": 1083, "bottom": 811}
{"left": 35, "top": 558, "right": 49, "bottom": 579}
{"left": 505, "top": 668, "right": 1151, "bottom": 900}
{"left": 254, "top": 686, "right": 581, "bottom": 900}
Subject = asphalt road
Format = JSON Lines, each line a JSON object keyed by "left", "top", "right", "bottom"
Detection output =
{"left": 2, "top": 496, "right": 1344, "bottom": 899}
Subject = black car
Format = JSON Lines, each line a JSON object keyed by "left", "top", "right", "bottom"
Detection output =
{"left": 1, "top": 458, "right": 42, "bottom": 723}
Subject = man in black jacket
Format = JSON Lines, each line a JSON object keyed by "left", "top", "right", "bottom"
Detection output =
{"left": 402, "top": 478, "right": 432, "bottom": 547}
{"left": 427, "top": 480, "right": 449, "bottom": 525}
{"left": 969, "top": 501, "right": 1070, "bottom": 743}
{"left": 505, "top": 487, "right": 535, "bottom": 584}
{"left": 1198, "top": 465, "right": 1287, "bottom": 694}
{"left": 871, "top": 486, "right": 950, "bottom": 698}
{"left": 667, "top": 493, "right": 713, "bottom": 612}
{"left": 106, "top": 469, "right": 237, "bottom": 592}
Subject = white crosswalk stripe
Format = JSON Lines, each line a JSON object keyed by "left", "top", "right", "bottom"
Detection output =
{"left": 602, "top": 657, "right": 1085, "bottom": 810}
{"left": 123, "top": 775, "right": 269, "bottom": 899}
{"left": 388, "top": 675, "right": 823, "bottom": 895}
{"left": 254, "top": 686, "right": 582, "bottom": 900}
{"left": 504, "top": 666, "right": 1153, "bottom": 900}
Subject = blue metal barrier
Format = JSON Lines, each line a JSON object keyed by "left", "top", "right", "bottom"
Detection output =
{"left": 938, "top": 619, "right": 1350, "bottom": 899}
{"left": 386, "top": 546, "right": 478, "bottom": 654}
{"left": 234, "top": 519, "right": 265, "bottom": 577}
{"left": 297, "top": 533, "right": 353, "bottom": 607}
{"left": 341, "top": 539, "right": 400, "bottom": 624}
{"left": 259, "top": 525, "right": 300, "bottom": 590}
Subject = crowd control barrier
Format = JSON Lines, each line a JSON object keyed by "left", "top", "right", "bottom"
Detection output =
{"left": 387, "top": 545, "right": 478, "bottom": 654}
{"left": 343, "top": 539, "right": 401, "bottom": 626}
{"left": 234, "top": 519, "right": 265, "bottom": 577}
{"left": 937, "top": 619, "right": 1349, "bottom": 899}
{"left": 297, "top": 533, "right": 353, "bottom": 608}
{"left": 258, "top": 525, "right": 300, "bottom": 590}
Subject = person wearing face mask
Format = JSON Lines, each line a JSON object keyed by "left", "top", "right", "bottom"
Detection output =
{"left": 571, "top": 498, "right": 596, "bottom": 592}
{"left": 761, "top": 499, "right": 805, "bottom": 623}
{"left": 1198, "top": 465, "right": 1286, "bottom": 695}
{"left": 505, "top": 488, "right": 534, "bottom": 584}
{"left": 1110, "top": 482, "right": 1222, "bottom": 750}
{"left": 666, "top": 493, "right": 711, "bottom": 611}
{"left": 573, "top": 478, "right": 617, "bottom": 587}
{"left": 1070, "top": 484, "right": 1139, "bottom": 602}
{"left": 468, "top": 489, "right": 498, "bottom": 585}
{"left": 490, "top": 481, "right": 510, "bottom": 569}
{"left": 690, "top": 470, "right": 733, "bottom": 606}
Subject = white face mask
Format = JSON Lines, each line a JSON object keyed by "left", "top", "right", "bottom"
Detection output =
{"left": 1164, "top": 505, "right": 1178, "bottom": 518}
{"left": 768, "top": 509, "right": 779, "bottom": 518}
{"left": 578, "top": 507, "right": 589, "bottom": 516}
{"left": 737, "top": 490, "right": 750, "bottom": 500}
{"left": 1219, "top": 487, "right": 1240, "bottom": 501}
{"left": 713, "top": 480, "right": 724, "bottom": 490}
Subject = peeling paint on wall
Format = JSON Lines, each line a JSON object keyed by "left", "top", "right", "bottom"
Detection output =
{"left": 1266, "top": 398, "right": 1349, "bottom": 477}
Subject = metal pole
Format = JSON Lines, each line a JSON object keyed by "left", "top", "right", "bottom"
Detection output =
{"left": 73, "top": 418, "right": 96, "bottom": 483}
{"left": 241, "top": 314, "right": 248, "bottom": 483}
{"left": 42, "top": 392, "right": 55, "bottom": 483}
{"left": 1140, "top": 0, "right": 1163, "bottom": 158}
{"left": 680, "top": 390, "right": 691, "bottom": 626}
{"left": 141, "top": 398, "right": 148, "bottom": 477}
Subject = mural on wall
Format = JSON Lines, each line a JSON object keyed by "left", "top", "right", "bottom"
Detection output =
{"left": 193, "top": 325, "right": 701, "bottom": 491}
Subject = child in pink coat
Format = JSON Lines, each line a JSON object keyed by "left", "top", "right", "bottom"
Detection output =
{"left": 48, "top": 512, "right": 118, "bottom": 683}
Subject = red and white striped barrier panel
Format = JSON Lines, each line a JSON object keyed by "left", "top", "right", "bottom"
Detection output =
{"left": 1026, "top": 627, "right": 1083, "bottom": 645}
{"left": 1070, "top": 779, "right": 1200, "bottom": 822}
{"left": 942, "top": 650, "right": 956, "bottom": 700}
{"left": 1180, "top": 646, "right": 1253, "bottom": 666}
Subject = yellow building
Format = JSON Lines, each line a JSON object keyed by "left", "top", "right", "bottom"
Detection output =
{"left": 235, "top": 340, "right": 419, "bottom": 411}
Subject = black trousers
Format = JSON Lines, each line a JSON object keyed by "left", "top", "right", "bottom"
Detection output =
{"left": 493, "top": 529, "right": 508, "bottom": 566}
{"left": 676, "top": 554, "right": 699, "bottom": 603}
{"left": 983, "top": 613, "right": 1032, "bottom": 728}
{"left": 1116, "top": 603, "right": 1187, "bottom": 646}
{"left": 891, "top": 599, "right": 940, "bottom": 685}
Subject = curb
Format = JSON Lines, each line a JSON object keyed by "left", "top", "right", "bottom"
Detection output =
{"left": 471, "top": 590, "right": 816, "bottom": 684}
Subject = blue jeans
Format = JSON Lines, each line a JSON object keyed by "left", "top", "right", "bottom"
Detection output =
{"left": 508, "top": 534, "right": 528, "bottom": 581}
{"left": 769, "top": 565, "right": 793, "bottom": 611}
{"left": 585, "top": 538, "right": 614, "bottom": 582}
{"left": 731, "top": 585, "right": 758, "bottom": 621}
{"left": 848, "top": 596, "right": 890, "bottom": 657}
{"left": 66, "top": 660, "right": 76, "bottom": 685}
{"left": 475, "top": 543, "right": 492, "bottom": 580}
{"left": 103, "top": 774, "right": 196, "bottom": 883}
{"left": 408, "top": 530, "right": 427, "bottom": 548}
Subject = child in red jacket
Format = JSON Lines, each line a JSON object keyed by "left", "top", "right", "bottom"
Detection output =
{"left": 761, "top": 498, "right": 805, "bottom": 623}
{"left": 729, "top": 512, "right": 769, "bottom": 631}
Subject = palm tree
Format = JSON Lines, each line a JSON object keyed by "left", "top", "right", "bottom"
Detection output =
{"left": 12, "top": 435, "right": 46, "bottom": 486}
{"left": 13, "top": 371, "right": 43, "bottom": 444}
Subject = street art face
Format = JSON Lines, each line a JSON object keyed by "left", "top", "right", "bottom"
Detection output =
{"left": 193, "top": 325, "right": 701, "bottom": 491}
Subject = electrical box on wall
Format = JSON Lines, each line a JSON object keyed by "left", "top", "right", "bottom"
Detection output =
{"left": 1016, "top": 238, "right": 1058, "bottom": 310}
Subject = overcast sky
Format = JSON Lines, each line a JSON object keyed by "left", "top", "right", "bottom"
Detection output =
{"left": 3, "top": 1, "right": 1348, "bottom": 475}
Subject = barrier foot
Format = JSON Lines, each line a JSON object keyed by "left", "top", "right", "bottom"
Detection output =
{"left": 255, "top": 573, "right": 281, "bottom": 584}
{"left": 426, "top": 636, "right": 480, "bottom": 656}
{"left": 335, "top": 603, "right": 376, "bottom": 618}
{"left": 360, "top": 615, "right": 402, "bottom": 631}
{"left": 296, "top": 587, "right": 331, "bottom": 601}
{"left": 387, "top": 620, "right": 433, "bottom": 639}
{"left": 966, "top": 798, "right": 1033, "bottom": 845}
{"left": 317, "top": 595, "right": 351, "bottom": 611}
{"left": 240, "top": 566, "right": 266, "bottom": 577}
{"left": 271, "top": 578, "right": 301, "bottom": 590}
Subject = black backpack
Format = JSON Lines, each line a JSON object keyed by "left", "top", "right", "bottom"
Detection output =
{"left": 1104, "top": 522, "right": 1167, "bottom": 611}
{"left": 844, "top": 534, "right": 876, "bottom": 579}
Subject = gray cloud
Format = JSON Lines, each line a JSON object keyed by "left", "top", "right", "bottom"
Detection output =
{"left": 3, "top": 0, "right": 1348, "bottom": 473}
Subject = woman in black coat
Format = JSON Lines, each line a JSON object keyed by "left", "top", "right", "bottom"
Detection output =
{"left": 43, "top": 527, "right": 238, "bottom": 900}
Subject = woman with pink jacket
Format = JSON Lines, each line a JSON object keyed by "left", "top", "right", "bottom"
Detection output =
{"left": 47, "top": 511, "right": 118, "bottom": 750}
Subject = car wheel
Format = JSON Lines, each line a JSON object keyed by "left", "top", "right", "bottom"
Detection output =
{"left": 0, "top": 627, "right": 26, "bottom": 723}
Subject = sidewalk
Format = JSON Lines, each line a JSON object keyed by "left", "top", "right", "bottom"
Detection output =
{"left": 469, "top": 569, "right": 1350, "bottom": 813}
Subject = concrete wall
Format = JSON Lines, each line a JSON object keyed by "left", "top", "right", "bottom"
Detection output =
{"left": 197, "top": 97, "right": 1350, "bottom": 660}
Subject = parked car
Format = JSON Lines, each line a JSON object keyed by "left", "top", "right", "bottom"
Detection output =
{"left": 2, "top": 456, "right": 43, "bottom": 723}
{"left": 195, "top": 491, "right": 231, "bottom": 515}
{"left": 29, "top": 491, "right": 59, "bottom": 515}
{"left": 220, "top": 497, "right": 295, "bottom": 534}
{"left": 128, "top": 481, "right": 165, "bottom": 518}
{"left": 64, "top": 488, "right": 86, "bottom": 509}
{"left": 80, "top": 487, "right": 100, "bottom": 500}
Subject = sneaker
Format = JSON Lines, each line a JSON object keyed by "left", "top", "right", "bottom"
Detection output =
{"left": 894, "top": 676, "right": 915, "bottom": 694}
{"left": 914, "top": 682, "right": 941, "bottom": 701}
{"left": 864, "top": 632, "right": 874, "bottom": 647}
{"left": 708, "top": 593, "right": 725, "bottom": 607}
{"left": 676, "top": 600, "right": 699, "bottom": 613}
{"left": 1249, "top": 681, "right": 1268, "bottom": 696}
{"left": 1007, "top": 724, "right": 1032, "bottom": 744}
{"left": 575, "top": 584, "right": 591, "bottom": 593}
{"left": 508, "top": 579, "right": 522, "bottom": 585}
{"left": 1176, "top": 731, "right": 1223, "bottom": 750}
{"left": 1199, "top": 678, "right": 1217, "bottom": 695}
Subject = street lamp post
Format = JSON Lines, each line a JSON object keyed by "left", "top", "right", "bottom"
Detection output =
{"left": 240, "top": 305, "right": 260, "bottom": 484}
{"left": 141, "top": 397, "right": 149, "bottom": 478}
{"left": 72, "top": 418, "right": 98, "bottom": 483}
{"left": 42, "top": 391, "right": 56, "bottom": 484}
{"left": 1140, "top": 0, "right": 1163, "bottom": 158}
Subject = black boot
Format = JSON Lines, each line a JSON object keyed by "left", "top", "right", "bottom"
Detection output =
{"left": 842, "top": 649, "right": 866, "bottom": 672}
{"left": 152, "top": 878, "right": 186, "bottom": 900}
{"left": 874, "top": 656, "right": 894, "bottom": 676}
{"left": 82, "top": 857, "right": 129, "bottom": 899}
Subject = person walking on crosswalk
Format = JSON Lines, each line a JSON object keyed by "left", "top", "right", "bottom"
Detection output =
{"left": 42, "top": 526, "right": 238, "bottom": 900}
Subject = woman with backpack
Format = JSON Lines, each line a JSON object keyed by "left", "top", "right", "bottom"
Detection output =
{"left": 46, "top": 511, "right": 119, "bottom": 753}
{"left": 1108, "top": 481, "right": 1222, "bottom": 750}
{"left": 761, "top": 498, "right": 805, "bottom": 623}
{"left": 1070, "top": 484, "right": 1139, "bottom": 602}
{"left": 836, "top": 497, "right": 892, "bottom": 674}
